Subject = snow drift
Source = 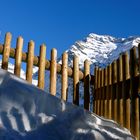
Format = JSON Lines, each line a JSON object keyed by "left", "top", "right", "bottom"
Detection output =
{"left": 0, "top": 69, "right": 135, "bottom": 140}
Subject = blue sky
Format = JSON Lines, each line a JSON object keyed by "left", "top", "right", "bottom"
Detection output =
{"left": 0, "top": 0, "right": 140, "bottom": 59}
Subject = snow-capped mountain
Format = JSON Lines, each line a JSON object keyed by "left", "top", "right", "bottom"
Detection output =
{"left": 33, "top": 33, "right": 140, "bottom": 106}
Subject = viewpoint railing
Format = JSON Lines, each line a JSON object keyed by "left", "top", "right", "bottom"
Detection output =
{"left": 94, "top": 44, "right": 140, "bottom": 139}
{"left": 1, "top": 32, "right": 140, "bottom": 139}
{"left": 0, "top": 32, "right": 94, "bottom": 110}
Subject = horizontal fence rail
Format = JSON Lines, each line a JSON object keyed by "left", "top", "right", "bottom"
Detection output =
{"left": 0, "top": 43, "right": 94, "bottom": 83}
{"left": 94, "top": 44, "right": 140, "bottom": 140}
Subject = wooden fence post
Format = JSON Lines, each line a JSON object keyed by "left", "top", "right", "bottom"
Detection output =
{"left": 84, "top": 59, "right": 90, "bottom": 110}
{"left": 73, "top": 55, "right": 79, "bottom": 105}
{"left": 138, "top": 43, "right": 140, "bottom": 140}
{"left": 2, "top": 32, "right": 12, "bottom": 70}
{"left": 97, "top": 68, "right": 101, "bottom": 115}
{"left": 104, "top": 67, "right": 108, "bottom": 118}
{"left": 99, "top": 69, "right": 102, "bottom": 116}
{"left": 101, "top": 69, "right": 104, "bottom": 116}
{"left": 130, "top": 47, "right": 139, "bottom": 139}
{"left": 38, "top": 44, "right": 46, "bottom": 89}
{"left": 26, "top": 40, "right": 34, "bottom": 83}
{"left": 61, "top": 52, "right": 68, "bottom": 101}
{"left": 94, "top": 67, "right": 98, "bottom": 113}
{"left": 138, "top": 43, "right": 140, "bottom": 93}
{"left": 108, "top": 64, "right": 112, "bottom": 119}
{"left": 14, "top": 36, "right": 23, "bottom": 77}
{"left": 112, "top": 60, "right": 117, "bottom": 121}
{"left": 116, "top": 55, "right": 123, "bottom": 126}
{"left": 50, "top": 48, "right": 57, "bottom": 95}
{"left": 122, "top": 52, "right": 130, "bottom": 130}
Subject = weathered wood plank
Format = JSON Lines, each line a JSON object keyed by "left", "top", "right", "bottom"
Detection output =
{"left": 61, "top": 52, "right": 68, "bottom": 101}
{"left": 2, "top": 33, "right": 12, "bottom": 70}
{"left": 84, "top": 59, "right": 90, "bottom": 110}
{"left": 14, "top": 36, "right": 23, "bottom": 77}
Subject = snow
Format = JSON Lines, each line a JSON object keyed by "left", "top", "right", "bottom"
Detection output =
{"left": 0, "top": 69, "right": 135, "bottom": 140}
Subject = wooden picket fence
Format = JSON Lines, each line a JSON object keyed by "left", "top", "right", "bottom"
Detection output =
{"left": 94, "top": 45, "right": 140, "bottom": 139}
{"left": 0, "top": 32, "right": 93, "bottom": 109}
{"left": 0, "top": 32, "right": 140, "bottom": 139}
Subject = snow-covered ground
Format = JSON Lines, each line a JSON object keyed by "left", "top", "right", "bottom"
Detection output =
{"left": 0, "top": 69, "right": 135, "bottom": 140}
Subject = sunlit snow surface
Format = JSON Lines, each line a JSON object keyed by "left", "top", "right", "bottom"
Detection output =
{"left": 0, "top": 69, "right": 135, "bottom": 140}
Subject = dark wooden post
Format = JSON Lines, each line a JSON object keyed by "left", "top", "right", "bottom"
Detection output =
{"left": 2, "top": 32, "right": 12, "bottom": 70}
{"left": 50, "top": 48, "right": 57, "bottom": 95}
{"left": 26, "top": 40, "right": 34, "bottom": 83}
{"left": 94, "top": 67, "right": 98, "bottom": 113}
{"left": 104, "top": 67, "right": 108, "bottom": 118}
{"left": 38, "top": 44, "right": 46, "bottom": 89}
{"left": 100, "top": 69, "right": 104, "bottom": 116}
{"left": 138, "top": 43, "right": 140, "bottom": 140}
{"left": 84, "top": 59, "right": 90, "bottom": 110}
{"left": 14, "top": 36, "right": 23, "bottom": 77}
{"left": 61, "top": 52, "right": 68, "bottom": 101}
{"left": 108, "top": 64, "right": 112, "bottom": 119}
{"left": 122, "top": 52, "right": 130, "bottom": 130}
{"left": 99, "top": 69, "right": 102, "bottom": 116}
{"left": 73, "top": 55, "right": 79, "bottom": 105}
{"left": 116, "top": 55, "right": 123, "bottom": 126}
{"left": 130, "top": 47, "right": 139, "bottom": 139}
{"left": 97, "top": 68, "right": 101, "bottom": 115}
{"left": 112, "top": 60, "right": 117, "bottom": 121}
